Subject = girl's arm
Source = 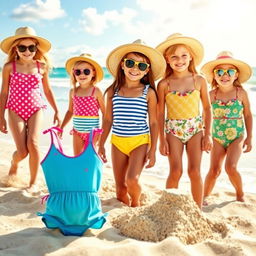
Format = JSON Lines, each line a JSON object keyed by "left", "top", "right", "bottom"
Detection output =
{"left": 41, "top": 64, "right": 61, "bottom": 126}
{"left": 146, "top": 88, "right": 158, "bottom": 168}
{"left": 0, "top": 63, "right": 11, "bottom": 134}
{"left": 198, "top": 75, "right": 213, "bottom": 152}
{"left": 59, "top": 89, "right": 73, "bottom": 138}
{"left": 95, "top": 87, "right": 105, "bottom": 117}
{"left": 98, "top": 89, "right": 113, "bottom": 162}
{"left": 157, "top": 80, "right": 169, "bottom": 155}
{"left": 241, "top": 88, "right": 253, "bottom": 152}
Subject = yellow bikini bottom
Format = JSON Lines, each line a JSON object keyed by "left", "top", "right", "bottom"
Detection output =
{"left": 111, "top": 134, "right": 150, "bottom": 156}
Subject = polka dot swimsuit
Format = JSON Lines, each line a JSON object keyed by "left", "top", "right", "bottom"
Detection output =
{"left": 71, "top": 87, "right": 100, "bottom": 142}
{"left": 73, "top": 87, "right": 99, "bottom": 116}
{"left": 6, "top": 61, "right": 46, "bottom": 121}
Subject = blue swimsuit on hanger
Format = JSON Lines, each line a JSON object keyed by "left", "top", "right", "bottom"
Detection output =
{"left": 38, "top": 127, "right": 107, "bottom": 236}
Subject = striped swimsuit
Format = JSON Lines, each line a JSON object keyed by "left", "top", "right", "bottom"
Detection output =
{"left": 71, "top": 87, "right": 100, "bottom": 142}
{"left": 111, "top": 85, "right": 150, "bottom": 155}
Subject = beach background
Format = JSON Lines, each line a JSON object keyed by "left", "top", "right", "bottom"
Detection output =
{"left": 0, "top": 67, "right": 256, "bottom": 256}
{"left": 0, "top": 68, "right": 256, "bottom": 256}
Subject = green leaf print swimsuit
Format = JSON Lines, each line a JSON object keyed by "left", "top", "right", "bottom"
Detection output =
{"left": 212, "top": 87, "right": 244, "bottom": 148}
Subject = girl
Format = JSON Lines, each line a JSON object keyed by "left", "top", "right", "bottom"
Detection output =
{"left": 201, "top": 51, "right": 253, "bottom": 203}
{"left": 156, "top": 33, "right": 212, "bottom": 208}
{"left": 59, "top": 53, "right": 105, "bottom": 155}
{"left": 0, "top": 26, "right": 60, "bottom": 192}
{"left": 98, "top": 39, "right": 166, "bottom": 207}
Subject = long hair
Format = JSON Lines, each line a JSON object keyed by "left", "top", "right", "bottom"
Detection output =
{"left": 70, "top": 61, "right": 96, "bottom": 92}
{"left": 5, "top": 37, "right": 51, "bottom": 70}
{"left": 105, "top": 52, "right": 157, "bottom": 97}
{"left": 163, "top": 44, "right": 198, "bottom": 79}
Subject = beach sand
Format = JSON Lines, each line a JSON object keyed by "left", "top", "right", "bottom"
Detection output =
{"left": 0, "top": 112, "right": 256, "bottom": 256}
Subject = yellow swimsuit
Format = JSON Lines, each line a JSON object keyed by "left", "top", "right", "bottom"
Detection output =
{"left": 165, "top": 85, "right": 203, "bottom": 143}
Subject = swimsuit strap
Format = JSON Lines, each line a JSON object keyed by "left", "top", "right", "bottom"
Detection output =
{"left": 91, "top": 87, "right": 96, "bottom": 96}
{"left": 43, "top": 127, "right": 63, "bottom": 153}
{"left": 142, "top": 84, "right": 150, "bottom": 97}
{"left": 214, "top": 88, "right": 218, "bottom": 101}
{"left": 89, "top": 128, "right": 103, "bottom": 143}
{"left": 235, "top": 86, "right": 238, "bottom": 100}
{"left": 12, "top": 61, "right": 16, "bottom": 73}
{"left": 36, "top": 61, "right": 41, "bottom": 74}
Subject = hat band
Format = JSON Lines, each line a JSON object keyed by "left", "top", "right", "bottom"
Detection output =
{"left": 217, "top": 56, "right": 232, "bottom": 60}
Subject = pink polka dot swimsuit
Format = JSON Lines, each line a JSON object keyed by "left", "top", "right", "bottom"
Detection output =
{"left": 71, "top": 87, "right": 100, "bottom": 142}
{"left": 6, "top": 61, "right": 46, "bottom": 121}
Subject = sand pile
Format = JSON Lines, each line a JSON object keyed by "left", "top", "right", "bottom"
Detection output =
{"left": 112, "top": 189, "right": 228, "bottom": 244}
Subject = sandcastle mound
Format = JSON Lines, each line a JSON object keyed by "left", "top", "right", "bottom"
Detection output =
{"left": 112, "top": 189, "right": 227, "bottom": 244}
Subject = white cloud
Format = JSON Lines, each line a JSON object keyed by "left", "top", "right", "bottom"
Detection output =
{"left": 11, "top": 0, "right": 65, "bottom": 22}
{"left": 79, "top": 7, "right": 137, "bottom": 36}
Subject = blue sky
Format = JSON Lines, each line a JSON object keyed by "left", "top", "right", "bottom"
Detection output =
{"left": 1, "top": 0, "right": 256, "bottom": 67}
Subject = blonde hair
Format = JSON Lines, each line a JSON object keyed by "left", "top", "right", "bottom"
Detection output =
{"left": 163, "top": 44, "right": 197, "bottom": 79}
{"left": 6, "top": 37, "right": 52, "bottom": 70}
{"left": 70, "top": 61, "right": 96, "bottom": 91}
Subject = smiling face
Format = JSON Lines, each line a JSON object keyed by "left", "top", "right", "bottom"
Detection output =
{"left": 16, "top": 38, "right": 37, "bottom": 61}
{"left": 166, "top": 45, "right": 192, "bottom": 73}
{"left": 121, "top": 52, "right": 149, "bottom": 82}
{"left": 73, "top": 61, "right": 95, "bottom": 86}
{"left": 213, "top": 64, "right": 238, "bottom": 87}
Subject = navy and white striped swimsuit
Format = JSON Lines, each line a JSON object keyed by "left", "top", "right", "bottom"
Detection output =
{"left": 112, "top": 85, "right": 150, "bottom": 137}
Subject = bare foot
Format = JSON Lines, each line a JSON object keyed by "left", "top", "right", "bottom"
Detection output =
{"left": 25, "top": 184, "right": 40, "bottom": 195}
{"left": 236, "top": 195, "right": 245, "bottom": 202}
{"left": 202, "top": 197, "right": 209, "bottom": 206}
{"left": 1, "top": 175, "right": 25, "bottom": 188}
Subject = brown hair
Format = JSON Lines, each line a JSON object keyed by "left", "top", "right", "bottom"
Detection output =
{"left": 163, "top": 44, "right": 197, "bottom": 79}
{"left": 6, "top": 37, "right": 51, "bottom": 70}
{"left": 105, "top": 52, "right": 157, "bottom": 98}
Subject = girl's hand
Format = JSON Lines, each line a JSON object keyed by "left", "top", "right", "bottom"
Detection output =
{"left": 159, "top": 140, "right": 169, "bottom": 156}
{"left": 145, "top": 149, "right": 156, "bottom": 168}
{"left": 53, "top": 112, "right": 61, "bottom": 127}
{"left": 0, "top": 118, "right": 8, "bottom": 134}
{"left": 202, "top": 134, "right": 213, "bottom": 153}
{"left": 98, "top": 146, "right": 107, "bottom": 163}
{"left": 57, "top": 129, "right": 63, "bottom": 139}
{"left": 243, "top": 137, "right": 252, "bottom": 153}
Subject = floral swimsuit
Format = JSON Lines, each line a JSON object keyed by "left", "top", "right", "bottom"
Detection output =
{"left": 165, "top": 78, "right": 203, "bottom": 143}
{"left": 212, "top": 87, "right": 244, "bottom": 148}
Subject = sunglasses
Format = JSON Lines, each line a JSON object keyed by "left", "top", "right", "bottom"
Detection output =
{"left": 124, "top": 58, "right": 150, "bottom": 71}
{"left": 214, "top": 69, "right": 237, "bottom": 77}
{"left": 17, "top": 44, "right": 37, "bottom": 53}
{"left": 73, "top": 68, "right": 91, "bottom": 76}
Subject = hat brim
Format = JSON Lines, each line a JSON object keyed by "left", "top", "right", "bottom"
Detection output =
{"left": 0, "top": 35, "right": 51, "bottom": 54}
{"left": 65, "top": 56, "right": 104, "bottom": 83}
{"left": 106, "top": 43, "right": 166, "bottom": 80}
{"left": 201, "top": 59, "right": 252, "bottom": 84}
{"left": 156, "top": 36, "right": 204, "bottom": 66}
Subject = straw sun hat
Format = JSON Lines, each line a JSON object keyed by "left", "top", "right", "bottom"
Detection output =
{"left": 201, "top": 51, "right": 252, "bottom": 84}
{"left": 156, "top": 33, "right": 204, "bottom": 66}
{"left": 65, "top": 53, "right": 104, "bottom": 82}
{"left": 106, "top": 39, "right": 166, "bottom": 80}
{"left": 0, "top": 26, "right": 51, "bottom": 54}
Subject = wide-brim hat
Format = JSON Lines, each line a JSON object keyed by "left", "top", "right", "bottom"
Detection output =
{"left": 65, "top": 53, "right": 104, "bottom": 82}
{"left": 0, "top": 26, "right": 51, "bottom": 54}
{"left": 201, "top": 51, "right": 252, "bottom": 84}
{"left": 156, "top": 33, "right": 204, "bottom": 66}
{"left": 106, "top": 39, "right": 166, "bottom": 80}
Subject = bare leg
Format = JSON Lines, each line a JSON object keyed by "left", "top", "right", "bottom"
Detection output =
{"left": 126, "top": 144, "right": 148, "bottom": 207}
{"left": 225, "top": 136, "right": 244, "bottom": 201}
{"left": 26, "top": 110, "right": 43, "bottom": 187}
{"left": 73, "top": 133, "right": 86, "bottom": 156}
{"left": 203, "top": 139, "right": 226, "bottom": 198}
{"left": 166, "top": 133, "right": 184, "bottom": 188}
{"left": 186, "top": 132, "right": 203, "bottom": 208}
{"left": 111, "top": 145, "right": 130, "bottom": 205}
{"left": 8, "top": 110, "right": 28, "bottom": 177}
